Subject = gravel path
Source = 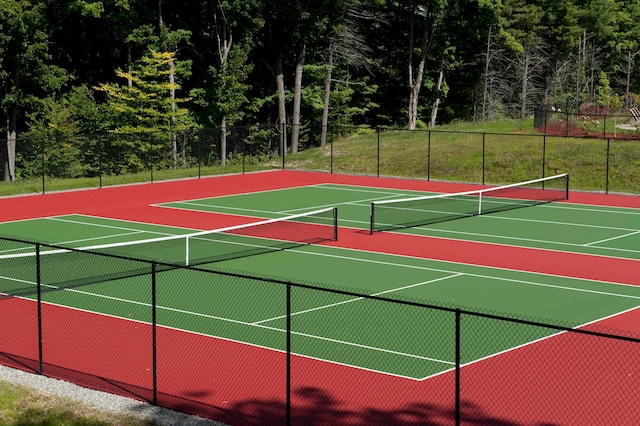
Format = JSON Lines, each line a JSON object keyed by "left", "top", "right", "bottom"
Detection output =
{"left": 0, "top": 364, "right": 227, "bottom": 425}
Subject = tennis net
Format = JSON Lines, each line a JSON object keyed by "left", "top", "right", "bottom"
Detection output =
{"left": 369, "top": 174, "right": 569, "bottom": 233}
{"left": 0, "top": 207, "right": 338, "bottom": 296}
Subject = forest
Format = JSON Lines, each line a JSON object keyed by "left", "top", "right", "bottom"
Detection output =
{"left": 2, "top": 0, "right": 640, "bottom": 181}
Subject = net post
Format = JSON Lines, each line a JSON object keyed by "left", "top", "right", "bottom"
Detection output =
{"left": 369, "top": 203, "right": 375, "bottom": 235}
{"left": 185, "top": 236, "right": 190, "bottom": 266}
{"left": 478, "top": 193, "right": 483, "bottom": 215}
{"left": 332, "top": 207, "right": 338, "bottom": 241}
{"left": 565, "top": 173, "right": 570, "bottom": 200}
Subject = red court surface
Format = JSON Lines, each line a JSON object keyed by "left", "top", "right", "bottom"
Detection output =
{"left": 1, "top": 170, "right": 639, "bottom": 425}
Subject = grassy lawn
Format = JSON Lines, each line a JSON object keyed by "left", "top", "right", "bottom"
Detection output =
{"left": 0, "top": 380, "right": 154, "bottom": 426}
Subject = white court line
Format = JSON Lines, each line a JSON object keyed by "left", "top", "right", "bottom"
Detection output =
{"left": 317, "top": 183, "right": 423, "bottom": 197}
{"left": 70, "top": 213, "right": 200, "bottom": 232}
{"left": 480, "top": 213, "right": 640, "bottom": 233}
{"left": 0, "top": 231, "right": 147, "bottom": 256}
{"left": 5, "top": 292, "right": 433, "bottom": 381}
{"left": 279, "top": 246, "right": 640, "bottom": 299}
{"left": 153, "top": 183, "right": 329, "bottom": 204}
{"left": 584, "top": 230, "right": 640, "bottom": 247}
{"left": 253, "top": 273, "right": 464, "bottom": 325}
{"left": 155, "top": 183, "right": 419, "bottom": 206}
{"left": 162, "top": 190, "right": 405, "bottom": 217}
{"left": 48, "top": 216, "right": 186, "bottom": 236}
{"left": 451, "top": 303, "right": 640, "bottom": 381}
{"left": 545, "top": 202, "right": 640, "bottom": 216}
{"left": 1, "top": 276, "right": 454, "bottom": 369}
{"left": 159, "top": 202, "right": 285, "bottom": 217}
{"left": 399, "top": 222, "right": 640, "bottom": 256}
{"left": 0, "top": 215, "right": 200, "bottom": 259}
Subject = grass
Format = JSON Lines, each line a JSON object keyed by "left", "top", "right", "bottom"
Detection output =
{"left": 288, "top": 119, "right": 640, "bottom": 194}
{"left": 1, "top": 118, "right": 640, "bottom": 196}
{"left": 0, "top": 380, "right": 154, "bottom": 426}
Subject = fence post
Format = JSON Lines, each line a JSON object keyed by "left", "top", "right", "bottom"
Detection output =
{"left": 377, "top": 127, "right": 381, "bottom": 178}
{"left": 605, "top": 138, "right": 611, "bottom": 194}
{"left": 98, "top": 136, "right": 103, "bottom": 188}
{"left": 286, "top": 283, "right": 292, "bottom": 426}
{"left": 455, "top": 309, "right": 461, "bottom": 426}
{"left": 427, "top": 130, "right": 431, "bottom": 181}
{"left": 149, "top": 135, "right": 154, "bottom": 183}
{"left": 36, "top": 243, "right": 44, "bottom": 375}
{"left": 41, "top": 137, "right": 46, "bottom": 194}
{"left": 542, "top": 134, "right": 547, "bottom": 179}
{"left": 282, "top": 123, "right": 286, "bottom": 170}
{"left": 197, "top": 131, "right": 202, "bottom": 179}
{"left": 152, "top": 263, "right": 157, "bottom": 405}
{"left": 330, "top": 127, "right": 334, "bottom": 174}
{"left": 482, "top": 133, "right": 486, "bottom": 185}
{"left": 242, "top": 127, "right": 246, "bottom": 175}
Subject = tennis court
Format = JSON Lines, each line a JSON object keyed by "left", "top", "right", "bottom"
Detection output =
{"left": 0, "top": 170, "right": 639, "bottom": 425}
{"left": 2, "top": 211, "right": 639, "bottom": 380}
{"left": 157, "top": 174, "right": 640, "bottom": 260}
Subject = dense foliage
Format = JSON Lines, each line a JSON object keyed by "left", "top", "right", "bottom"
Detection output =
{"left": 2, "top": 0, "right": 640, "bottom": 180}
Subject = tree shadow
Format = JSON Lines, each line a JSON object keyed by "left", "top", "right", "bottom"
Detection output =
{"left": 150, "top": 384, "right": 561, "bottom": 426}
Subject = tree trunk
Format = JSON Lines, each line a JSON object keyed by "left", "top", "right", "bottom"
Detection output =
{"left": 521, "top": 49, "right": 528, "bottom": 119}
{"left": 321, "top": 42, "right": 335, "bottom": 147}
{"left": 408, "top": 4, "right": 434, "bottom": 130}
{"left": 214, "top": 3, "right": 232, "bottom": 167}
{"left": 576, "top": 30, "right": 585, "bottom": 105}
{"left": 429, "top": 66, "right": 444, "bottom": 128}
{"left": 291, "top": 44, "right": 305, "bottom": 154}
{"left": 276, "top": 54, "right": 287, "bottom": 155}
{"left": 3, "top": 106, "right": 17, "bottom": 182}
{"left": 220, "top": 116, "right": 227, "bottom": 166}
{"left": 482, "top": 25, "right": 491, "bottom": 123}
{"left": 169, "top": 59, "right": 177, "bottom": 168}
{"left": 408, "top": 49, "right": 429, "bottom": 130}
{"left": 520, "top": 49, "right": 529, "bottom": 119}
{"left": 625, "top": 51, "right": 632, "bottom": 109}
{"left": 127, "top": 46, "right": 133, "bottom": 89}
{"left": 408, "top": 84, "right": 419, "bottom": 130}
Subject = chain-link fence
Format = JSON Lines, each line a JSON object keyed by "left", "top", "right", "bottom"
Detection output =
{"left": 2, "top": 121, "right": 640, "bottom": 195}
{"left": 1, "top": 235, "right": 638, "bottom": 425}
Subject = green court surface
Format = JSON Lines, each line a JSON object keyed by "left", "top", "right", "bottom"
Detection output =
{"left": 1, "top": 213, "right": 639, "bottom": 380}
{"left": 158, "top": 183, "right": 640, "bottom": 260}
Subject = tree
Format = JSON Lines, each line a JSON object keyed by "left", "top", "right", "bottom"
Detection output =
{"left": 612, "top": 0, "right": 640, "bottom": 107}
{"left": 0, "top": 0, "right": 67, "bottom": 181}
{"left": 319, "top": 1, "right": 373, "bottom": 145}
{"left": 22, "top": 89, "right": 96, "bottom": 179}
{"left": 497, "top": 0, "right": 545, "bottom": 116}
{"left": 94, "top": 50, "right": 192, "bottom": 172}
{"left": 407, "top": 0, "right": 446, "bottom": 130}
{"left": 95, "top": 50, "right": 191, "bottom": 132}
{"left": 195, "top": 0, "right": 262, "bottom": 165}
